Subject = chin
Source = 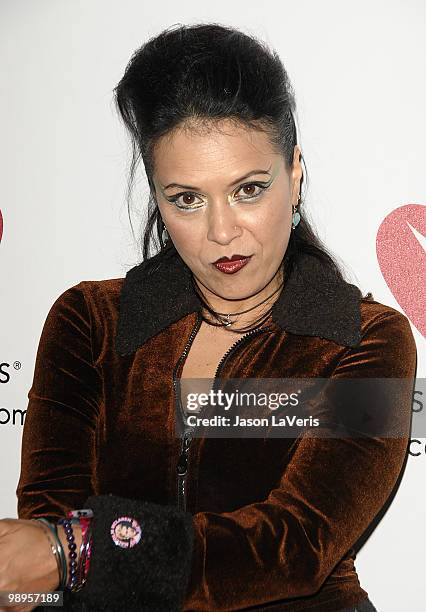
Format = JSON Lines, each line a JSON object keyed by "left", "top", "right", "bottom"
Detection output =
{"left": 212, "top": 280, "right": 263, "bottom": 301}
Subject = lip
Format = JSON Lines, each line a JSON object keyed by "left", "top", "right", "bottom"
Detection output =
{"left": 212, "top": 255, "right": 252, "bottom": 274}
{"left": 213, "top": 253, "right": 249, "bottom": 264}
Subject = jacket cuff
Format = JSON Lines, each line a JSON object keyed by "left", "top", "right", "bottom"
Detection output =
{"left": 69, "top": 494, "right": 195, "bottom": 611}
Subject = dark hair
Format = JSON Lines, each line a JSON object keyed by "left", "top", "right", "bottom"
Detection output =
{"left": 113, "top": 22, "right": 353, "bottom": 285}
{"left": 117, "top": 521, "right": 135, "bottom": 531}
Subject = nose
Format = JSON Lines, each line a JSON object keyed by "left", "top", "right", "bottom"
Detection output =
{"left": 206, "top": 199, "right": 242, "bottom": 245}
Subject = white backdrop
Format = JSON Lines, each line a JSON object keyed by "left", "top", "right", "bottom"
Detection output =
{"left": 1, "top": 1, "right": 425, "bottom": 610}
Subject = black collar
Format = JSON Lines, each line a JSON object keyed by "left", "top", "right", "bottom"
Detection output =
{"left": 114, "top": 249, "right": 363, "bottom": 356}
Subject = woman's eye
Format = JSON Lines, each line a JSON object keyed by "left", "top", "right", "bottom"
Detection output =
{"left": 167, "top": 192, "right": 204, "bottom": 210}
{"left": 167, "top": 181, "right": 269, "bottom": 211}
{"left": 234, "top": 182, "right": 269, "bottom": 200}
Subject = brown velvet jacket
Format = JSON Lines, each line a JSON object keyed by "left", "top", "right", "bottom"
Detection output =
{"left": 17, "top": 250, "right": 417, "bottom": 611}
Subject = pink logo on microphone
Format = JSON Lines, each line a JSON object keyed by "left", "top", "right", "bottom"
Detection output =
{"left": 376, "top": 204, "right": 426, "bottom": 338}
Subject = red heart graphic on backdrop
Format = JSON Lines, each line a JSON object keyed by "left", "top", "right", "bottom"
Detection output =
{"left": 376, "top": 204, "right": 426, "bottom": 338}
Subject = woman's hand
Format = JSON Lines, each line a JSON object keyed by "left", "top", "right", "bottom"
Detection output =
{"left": 0, "top": 518, "right": 60, "bottom": 612}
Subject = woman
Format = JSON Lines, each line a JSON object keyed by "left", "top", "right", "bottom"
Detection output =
{"left": 0, "top": 23, "right": 417, "bottom": 612}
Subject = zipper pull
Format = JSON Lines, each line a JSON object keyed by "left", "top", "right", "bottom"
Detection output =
{"left": 176, "top": 430, "right": 193, "bottom": 476}
{"left": 177, "top": 451, "right": 188, "bottom": 476}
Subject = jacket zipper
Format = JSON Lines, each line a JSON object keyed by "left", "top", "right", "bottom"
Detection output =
{"left": 173, "top": 314, "right": 272, "bottom": 512}
{"left": 212, "top": 323, "right": 272, "bottom": 386}
{"left": 173, "top": 313, "right": 203, "bottom": 511}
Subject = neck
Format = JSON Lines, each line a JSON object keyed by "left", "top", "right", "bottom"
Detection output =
{"left": 193, "top": 264, "right": 285, "bottom": 330}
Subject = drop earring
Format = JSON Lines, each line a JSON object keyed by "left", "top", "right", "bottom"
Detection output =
{"left": 291, "top": 193, "right": 301, "bottom": 230}
{"left": 162, "top": 223, "right": 169, "bottom": 243}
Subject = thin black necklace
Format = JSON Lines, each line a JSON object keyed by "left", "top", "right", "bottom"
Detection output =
{"left": 213, "top": 280, "right": 284, "bottom": 327}
{"left": 191, "top": 275, "right": 284, "bottom": 331}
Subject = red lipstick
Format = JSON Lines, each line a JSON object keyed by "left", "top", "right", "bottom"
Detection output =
{"left": 212, "top": 254, "right": 252, "bottom": 274}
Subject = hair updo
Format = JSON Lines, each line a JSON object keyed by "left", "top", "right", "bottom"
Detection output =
{"left": 113, "top": 22, "right": 347, "bottom": 283}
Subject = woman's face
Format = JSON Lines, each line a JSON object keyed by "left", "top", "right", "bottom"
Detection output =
{"left": 115, "top": 524, "right": 137, "bottom": 540}
{"left": 152, "top": 120, "right": 302, "bottom": 306}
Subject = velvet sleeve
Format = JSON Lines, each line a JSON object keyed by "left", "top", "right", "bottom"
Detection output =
{"left": 16, "top": 283, "right": 102, "bottom": 519}
{"left": 16, "top": 284, "right": 195, "bottom": 612}
{"left": 182, "top": 310, "right": 417, "bottom": 611}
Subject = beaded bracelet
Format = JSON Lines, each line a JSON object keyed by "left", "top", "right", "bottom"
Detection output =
{"left": 54, "top": 510, "right": 94, "bottom": 592}
{"left": 57, "top": 518, "right": 79, "bottom": 591}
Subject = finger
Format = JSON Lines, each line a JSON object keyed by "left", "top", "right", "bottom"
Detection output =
{"left": 0, "top": 606, "right": 36, "bottom": 612}
{"left": 0, "top": 599, "right": 38, "bottom": 612}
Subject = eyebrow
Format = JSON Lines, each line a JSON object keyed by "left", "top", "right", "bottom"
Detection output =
{"left": 161, "top": 166, "right": 273, "bottom": 192}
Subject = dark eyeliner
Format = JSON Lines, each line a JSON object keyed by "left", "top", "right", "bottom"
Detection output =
{"left": 166, "top": 191, "right": 201, "bottom": 204}
{"left": 234, "top": 180, "right": 272, "bottom": 199}
{"left": 166, "top": 178, "right": 273, "bottom": 208}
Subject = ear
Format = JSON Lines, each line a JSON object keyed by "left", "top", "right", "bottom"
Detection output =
{"left": 290, "top": 145, "right": 303, "bottom": 206}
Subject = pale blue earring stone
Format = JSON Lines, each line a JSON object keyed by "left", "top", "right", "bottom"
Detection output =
{"left": 292, "top": 211, "right": 301, "bottom": 228}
